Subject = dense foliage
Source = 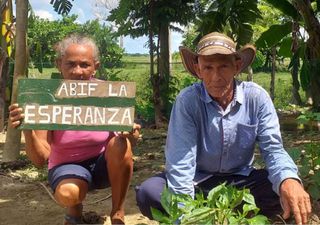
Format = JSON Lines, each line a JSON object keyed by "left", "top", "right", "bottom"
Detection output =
{"left": 28, "top": 15, "right": 123, "bottom": 76}
{"left": 152, "top": 183, "right": 269, "bottom": 225}
{"left": 257, "top": 0, "right": 320, "bottom": 110}
{"left": 79, "top": 20, "right": 124, "bottom": 79}
{"left": 28, "top": 15, "right": 80, "bottom": 68}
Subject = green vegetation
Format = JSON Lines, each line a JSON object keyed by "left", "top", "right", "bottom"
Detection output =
{"left": 289, "top": 142, "right": 320, "bottom": 200}
{"left": 238, "top": 72, "right": 306, "bottom": 109}
{"left": 122, "top": 54, "right": 149, "bottom": 63}
{"left": 288, "top": 112, "right": 320, "bottom": 200}
{"left": 28, "top": 55, "right": 303, "bottom": 121}
{"left": 2, "top": 1, "right": 319, "bottom": 223}
{"left": 152, "top": 183, "right": 268, "bottom": 225}
{"left": 28, "top": 67, "right": 58, "bottom": 79}
{"left": 27, "top": 15, "right": 123, "bottom": 76}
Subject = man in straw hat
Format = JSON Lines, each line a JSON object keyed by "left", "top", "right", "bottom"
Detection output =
{"left": 135, "top": 32, "right": 311, "bottom": 224}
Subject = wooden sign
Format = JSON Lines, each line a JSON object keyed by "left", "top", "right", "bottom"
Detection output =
{"left": 17, "top": 79, "right": 136, "bottom": 131}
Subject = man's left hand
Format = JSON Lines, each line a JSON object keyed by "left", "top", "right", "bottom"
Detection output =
{"left": 280, "top": 178, "right": 311, "bottom": 225}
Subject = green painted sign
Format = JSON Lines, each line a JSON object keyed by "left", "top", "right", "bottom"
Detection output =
{"left": 17, "top": 78, "right": 136, "bottom": 131}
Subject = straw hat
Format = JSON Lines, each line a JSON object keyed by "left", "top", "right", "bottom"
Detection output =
{"left": 180, "top": 32, "right": 256, "bottom": 78}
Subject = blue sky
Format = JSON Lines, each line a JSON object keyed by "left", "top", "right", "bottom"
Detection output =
{"left": 28, "top": 0, "right": 183, "bottom": 54}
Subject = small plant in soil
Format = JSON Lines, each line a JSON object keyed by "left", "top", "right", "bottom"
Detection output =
{"left": 152, "top": 182, "right": 269, "bottom": 225}
{"left": 289, "top": 142, "right": 320, "bottom": 201}
{"left": 290, "top": 111, "right": 320, "bottom": 200}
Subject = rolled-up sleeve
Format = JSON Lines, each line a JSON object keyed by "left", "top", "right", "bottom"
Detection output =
{"left": 256, "top": 90, "right": 300, "bottom": 195}
{"left": 165, "top": 94, "right": 198, "bottom": 197}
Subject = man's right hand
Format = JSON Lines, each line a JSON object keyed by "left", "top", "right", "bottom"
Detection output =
{"left": 8, "top": 103, "right": 24, "bottom": 128}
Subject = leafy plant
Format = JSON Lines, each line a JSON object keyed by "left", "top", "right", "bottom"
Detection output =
{"left": 152, "top": 183, "right": 269, "bottom": 225}
{"left": 50, "top": 0, "right": 74, "bottom": 15}
{"left": 289, "top": 142, "right": 320, "bottom": 200}
{"left": 297, "top": 111, "right": 320, "bottom": 124}
{"left": 251, "top": 50, "right": 266, "bottom": 72}
{"left": 289, "top": 112, "right": 320, "bottom": 200}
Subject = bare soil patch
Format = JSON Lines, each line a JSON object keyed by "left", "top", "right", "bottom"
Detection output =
{"left": 0, "top": 128, "right": 166, "bottom": 225}
{"left": 0, "top": 128, "right": 319, "bottom": 225}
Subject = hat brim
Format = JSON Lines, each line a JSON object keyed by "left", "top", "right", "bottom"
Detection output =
{"left": 179, "top": 45, "right": 256, "bottom": 78}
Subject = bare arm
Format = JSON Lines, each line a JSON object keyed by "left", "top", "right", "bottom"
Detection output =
{"left": 23, "top": 130, "right": 51, "bottom": 168}
{"left": 9, "top": 104, "right": 51, "bottom": 168}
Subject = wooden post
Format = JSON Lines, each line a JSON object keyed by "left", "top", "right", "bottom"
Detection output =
{"left": 270, "top": 47, "right": 276, "bottom": 101}
{"left": 3, "top": 0, "right": 28, "bottom": 162}
{"left": 0, "top": 0, "right": 10, "bottom": 132}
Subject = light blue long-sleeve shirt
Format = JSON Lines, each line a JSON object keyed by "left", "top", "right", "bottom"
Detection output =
{"left": 165, "top": 80, "right": 299, "bottom": 198}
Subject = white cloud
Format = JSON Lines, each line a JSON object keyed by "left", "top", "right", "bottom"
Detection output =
{"left": 75, "top": 8, "right": 85, "bottom": 22}
{"left": 171, "top": 31, "right": 183, "bottom": 53}
{"left": 34, "top": 9, "right": 55, "bottom": 21}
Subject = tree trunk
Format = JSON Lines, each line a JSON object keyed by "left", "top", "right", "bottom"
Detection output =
{"left": 290, "top": 20, "right": 302, "bottom": 105}
{"left": 168, "top": 28, "right": 172, "bottom": 73}
{"left": 148, "top": 0, "right": 165, "bottom": 128}
{"left": 0, "top": 51, "right": 9, "bottom": 132}
{"left": 246, "top": 66, "right": 253, "bottom": 81}
{"left": 263, "top": 51, "right": 270, "bottom": 71}
{"left": 151, "top": 25, "right": 167, "bottom": 128}
{"left": 3, "top": 0, "right": 28, "bottom": 162}
{"left": 157, "top": 22, "right": 170, "bottom": 127}
{"left": 0, "top": 0, "right": 10, "bottom": 132}
{"left": 293, "top": 0, "right": 320, "bottom": 111}
{"left": 0, "top": 0, "right": 4, "bottom": 132}
{"left": 148, "top": 30, "right": 157, "bottom": 121}
{"left": 270, "top": 47, "right": 276, "bottom": 101}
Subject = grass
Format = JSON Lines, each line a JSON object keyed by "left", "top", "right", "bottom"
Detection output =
{"left": 122, "top": 54, "right": 149, "bottom": 63}
{"left": 28, "top": 67, "right": 59, "bottom": 79}
{"left": 237, "top": 72, "right": 305, "bottom": 109}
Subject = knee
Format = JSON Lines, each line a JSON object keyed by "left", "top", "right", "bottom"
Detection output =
{"left": 55, "top": 183, "right": 85, "bottom": 207}
{"left": 106, "top": 136, "right": 133, "bottom": 163}
{"left": 135, "top": 181, "right": 151, "bottom": 205}
{"left": 136, "top": 176, "right": 165, "bottom": 207}
{"left": 135, "top": 176, "right": 166, "bottom": 219}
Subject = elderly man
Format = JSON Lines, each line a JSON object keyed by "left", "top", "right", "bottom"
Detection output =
{"left": 136, "top": 32, "right": 311, "bottom": 224}
{"left": 9, "top": 34, "right": 140, "bottom": 225}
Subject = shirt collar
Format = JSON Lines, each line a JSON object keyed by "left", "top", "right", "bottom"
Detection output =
{"left": 234, "top": 80, "right": 244, "bottom": 105}
{"left": 200, "top": 80, "right": 244, "bottom": 105}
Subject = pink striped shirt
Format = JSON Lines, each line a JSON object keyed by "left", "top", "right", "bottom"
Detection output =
{"left": 48, "top": 130, "right": 115, "bottom": 169}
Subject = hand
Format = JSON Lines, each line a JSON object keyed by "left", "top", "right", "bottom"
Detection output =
{"left": 280, "top": 178, "right": 311, "bottom": 225}
{"left": 117, "top": 123, "right": 142, "bottom": 146}
{"left": 8, "top": 103, "right": 24, "bottom": 128}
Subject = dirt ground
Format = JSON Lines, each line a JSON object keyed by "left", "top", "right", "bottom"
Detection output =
{"left": 0, "top": 129, "right": 166, "bottom": 225}
{"left": 0, "top": 128, "right": 319, "bottom": 225}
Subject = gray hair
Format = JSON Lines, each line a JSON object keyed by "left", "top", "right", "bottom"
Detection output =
{"left": 54, "top": 34, "right": 100, "bottom": 61}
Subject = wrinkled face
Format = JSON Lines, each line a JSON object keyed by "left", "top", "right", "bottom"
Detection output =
{"left": 194, "top": 54, "right": 242, "bottom": 98}
{"left": 56, "top": 44, "right": 99, "bottom": 80}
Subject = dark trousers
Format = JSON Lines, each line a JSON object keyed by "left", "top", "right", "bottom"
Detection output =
{"left": 135, "top": 169, "right": 282, "bottom": 219}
